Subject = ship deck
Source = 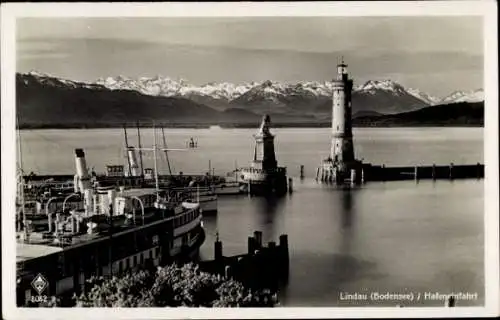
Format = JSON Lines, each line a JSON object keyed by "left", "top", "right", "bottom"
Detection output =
{"left": 16, "top": 241, "right": 64, "bottom": 263}
{"left": 17, "top": 202, "right": 200, "bottom": 256}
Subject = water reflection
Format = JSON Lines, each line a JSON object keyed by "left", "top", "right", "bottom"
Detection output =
{"left": 255, "top": 196, "right": 285, "bottom": 243}
{"left": 341, "top": 187, "right": 355, "bottom": 229}
{"left": 336, "top": 186, "right": 358, "bottom": 258}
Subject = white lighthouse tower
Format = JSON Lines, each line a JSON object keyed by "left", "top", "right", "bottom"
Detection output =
{"left": 318, "top": 58, "right": 361, "bottom": 184}
{"left": 331, "top": 58, "right": 355, "bottom": 167}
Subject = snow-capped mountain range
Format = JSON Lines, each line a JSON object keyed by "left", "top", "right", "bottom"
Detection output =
{"left": 92, "top": 74, "right": 483, "bottom": 106}
{"left": 17, "top": 71, "right": 485, "bottom": 128}
{"left": 23, "top": 70, "right": 484, "bottom": 111}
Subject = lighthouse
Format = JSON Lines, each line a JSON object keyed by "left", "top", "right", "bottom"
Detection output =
{"left": 331, "top": 59, "right": 355, "bottom": 168}
{"left": 317, "top": 58, "right": 362, "bottom": 184}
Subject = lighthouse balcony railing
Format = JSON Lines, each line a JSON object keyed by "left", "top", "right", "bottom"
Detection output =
{"left": 241, "top": 167, "right": 287, "bottom": 175}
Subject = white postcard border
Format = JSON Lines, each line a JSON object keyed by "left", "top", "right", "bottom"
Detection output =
{"left": 1, "top": 1, "right": 498, "bottom": 319}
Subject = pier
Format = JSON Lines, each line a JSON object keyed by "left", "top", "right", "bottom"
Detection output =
{"left": 316, "top": 163, "right": 484, "bottom": 183}
{"left": 361, "top": 163, "right": 484, "bottom": 181}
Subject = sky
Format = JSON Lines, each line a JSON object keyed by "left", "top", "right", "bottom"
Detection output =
{"left": 16, "top": 16, "right": 483, "bottom": 97}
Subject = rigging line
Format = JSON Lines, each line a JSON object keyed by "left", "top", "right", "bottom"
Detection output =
{"left": 16, "top": 117, "right": 27, "bottom": 236}
{"left": 137, "top": 122, "right": 144, "bottom": 177}
{"left": 161, "top": 127, "right": 173, "bottom": 175}
{"left": 123, "top": 125, "right": 133, "bottom": 177}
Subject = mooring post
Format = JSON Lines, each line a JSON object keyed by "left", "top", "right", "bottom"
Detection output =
{"left": 253, "top": 231, "right": 263, "bottom": 248}
{"left": 300, "top": 165, "right": 305, "bottom": 179}
{"left": 432, "top": 164, "right": 436, "bottom": 180}
{"left": 248, "top": 236, "right": 256, "bottom": 256}
{"left": 215, "top": 233, "right": 223, "bottom": 261}
{"left": 414, "top": 165, "right": 419, "bottom": 182}
{"left": 279, "top": 234, "right": 289, "bottom": 266}
{"left": 268, "top": 241, "right": 278, "bottom": 277}
{"left": 449, "top": 163, "right": 454, "bottom": 180}
{"left": 288, "top": 178, "right": 293, "bottom": 193}
{"left": 315, "top": 167, "right": 320, "bottom": 181}
{"left": 361, "top": 168, "right": 365, "bottom": 184}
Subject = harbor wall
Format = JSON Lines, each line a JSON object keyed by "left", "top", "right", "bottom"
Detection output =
{"left": 362, "top": 163, "right": 484, "bottom": 181}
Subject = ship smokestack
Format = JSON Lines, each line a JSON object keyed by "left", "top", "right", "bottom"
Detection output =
{"left": 75, "top": 149, "right": 91, "bottom": 192}
{"left": 84, "top": 189, "right": 93, "bottom": 217}
{"left": 127, "top": 147, "right": 140, "bottom": 177}
{"left": 108, "top": 190, "right": 116, "bottom": 215}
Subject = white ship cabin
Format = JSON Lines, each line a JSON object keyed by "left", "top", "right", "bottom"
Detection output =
{"left": 106, "top": 165, "right": 125, "bottom": 177}
{"left": 144, "top": 168, "right": 155, "bottom": 180}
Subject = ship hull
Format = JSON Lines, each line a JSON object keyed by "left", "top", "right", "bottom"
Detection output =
{"left": 213, "top": 183, "right": 243, "bottom": 195}
{"left": 16, "top": 207, "right": 205, "bottom": 306}
{"left": 199, "top": 197, "right": 218, "bottom": 213}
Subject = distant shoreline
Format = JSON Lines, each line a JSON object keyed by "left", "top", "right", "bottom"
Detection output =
{"left": 17, "top": 122, "right": 484, "bottom": 130}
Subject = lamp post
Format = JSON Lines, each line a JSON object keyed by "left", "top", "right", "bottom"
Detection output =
{"left": 62, "top": 193, "right": 79, "bottom": 212}
{"left": 130, "top": 196, "right": 145, "bottom": 225}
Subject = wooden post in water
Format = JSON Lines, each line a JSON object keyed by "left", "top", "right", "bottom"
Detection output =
{"left": 253, "top": 231, "right": 263, "bottom": 248}
{"left": 315, "top": 167, "right": 320, "bottom": 181}
{"left": 288, "top": 178, "right": 293, "bottom": 193}
{"left": 432, "top": 164, "right": 436, "bottom": 180}
{"left": 248, "top": 236, "right": 256, "bottom": 256}
{"left": 414, "top": 165, "right": 419, "bottom": 182}
{"left": 300, "top": 165, "right": 305, "bottom": 179}
{"left": 214, "top": 233, "right": 223, "bottom": 261}
{"left": 279, "top": 234, "right": 289, "bottom": 262}
{"left": 449, "top": 163, "right": 454, "bottom": 180}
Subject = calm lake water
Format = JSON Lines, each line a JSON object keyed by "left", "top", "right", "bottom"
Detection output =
{"left": 19, "top": 127, "right": 484, "bottom": 306}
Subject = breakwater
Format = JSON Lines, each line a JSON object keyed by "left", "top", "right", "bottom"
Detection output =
{"left": 362, "top": 163, "right": 484, "bottom": 182}
{"left": 199, "top": 231, "right": 289, "bottom": 291}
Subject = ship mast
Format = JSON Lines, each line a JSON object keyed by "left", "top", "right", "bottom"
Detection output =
{"left": 153, "top": 122, "right": 160, "bottom": 199}
{"left": 161, "top": 127, "right": 173, "bottom": 175}
{"left": 123, "top": 125, "right": 133, "bottom": 177}
{"left": 136, "top": 122, "right": 144, "bottom": 177}
{"left": 16, "top": 117, "right": 27, "bottom": 239}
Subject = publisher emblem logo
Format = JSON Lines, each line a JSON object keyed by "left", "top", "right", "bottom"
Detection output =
{"left": 31, "top": 274, "right": 48, "bottom": 295}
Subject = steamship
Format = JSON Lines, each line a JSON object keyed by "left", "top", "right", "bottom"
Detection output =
{"left": 238, "top": 115, "right": 288, "bottom": 196}
{"left": 16, "top": 146, "right": 206, "bottom": 306}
